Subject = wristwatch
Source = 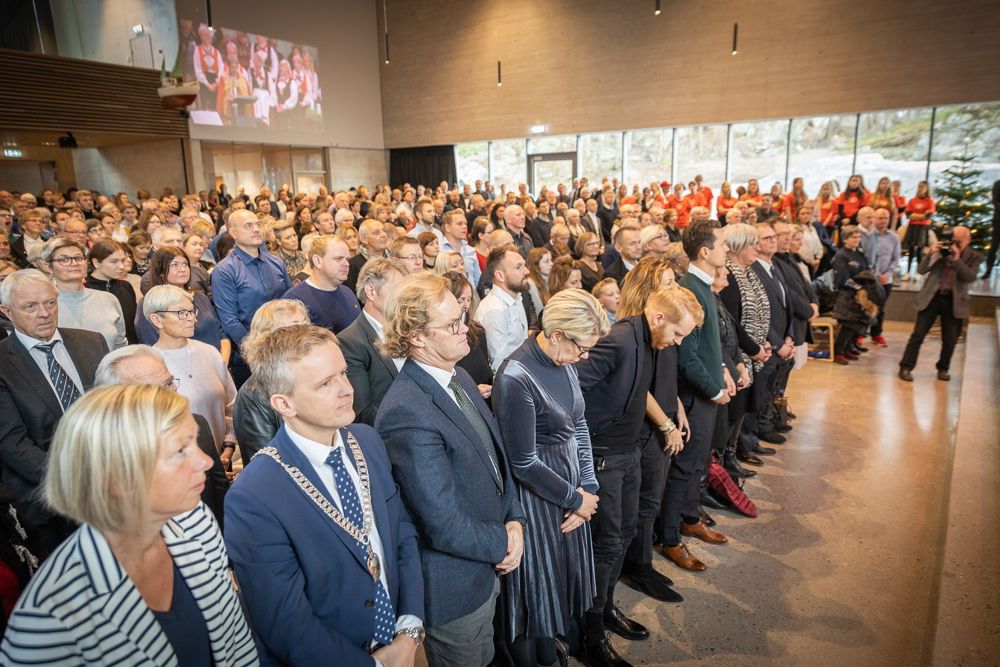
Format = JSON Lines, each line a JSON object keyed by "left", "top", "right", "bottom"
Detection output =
{"left": 395, "top": 627, "right": 425, "bottom": 646}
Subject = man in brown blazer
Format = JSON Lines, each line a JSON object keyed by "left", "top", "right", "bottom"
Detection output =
{"left": 898, "top": 226, "right": 983, "bottom": 382}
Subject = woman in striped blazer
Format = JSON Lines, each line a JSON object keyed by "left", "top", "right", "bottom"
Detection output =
{"left": 0, "top": 384, "right": 258, "bottom": 666}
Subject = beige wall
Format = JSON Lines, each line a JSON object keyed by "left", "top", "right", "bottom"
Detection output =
{"left": 379, "top": 0, "right": 1000, "bottom": 148}
{"left": 327, "top": 148, "right": 389, "bottom": 190}
{"left": 72, "top": 139, "right": 187, "bottom": 197}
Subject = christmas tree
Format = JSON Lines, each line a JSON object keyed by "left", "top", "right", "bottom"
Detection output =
{"left": 933, "top": 150, "right": 993, "bottom": 254}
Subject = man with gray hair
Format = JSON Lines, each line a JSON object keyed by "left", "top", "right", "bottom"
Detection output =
{"left": 347, "top": 218, "right": 390, "bottom": 292}
{"left": 725, "top": 207, "right": 744, "bottom": 226}
{"left": 94, "top": 344, "right": 229, "bottom": 526}
{"left": 503, "top": 204, "right": 533, "bottom": 259}
{"left": 0, "top": 269, "right": 108, "bottom": 552}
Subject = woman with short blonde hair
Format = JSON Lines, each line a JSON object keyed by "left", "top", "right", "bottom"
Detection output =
{"left": 491, "top": 288, "right": 610, "bottom": 664}
{"left": 1, "top": 384, "right": 257, "bottom": 665}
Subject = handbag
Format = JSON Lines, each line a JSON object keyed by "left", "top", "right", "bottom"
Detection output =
{"left": 706, "top": 454, "right": 758, "bottom": 518}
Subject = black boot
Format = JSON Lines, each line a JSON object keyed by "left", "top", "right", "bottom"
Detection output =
{"left": 580, "top": 635, "right": 633, "bottom": 667}
{"left": 701, "top": 488, "right": 729, "bottom": 509}
{"left": 724, "top": 451, "right": 757, "bottom": 478}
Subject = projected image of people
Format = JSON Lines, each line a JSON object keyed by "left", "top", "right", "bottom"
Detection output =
{"left": 178, "top": 20, "right": 323, "bottom": 130}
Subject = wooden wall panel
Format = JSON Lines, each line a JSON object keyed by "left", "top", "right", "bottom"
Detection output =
{"left": 0, "top": 48, "right": 189, "bottom": 137}
{"left": 378, "top": 0, "right": 1000, "bottom": 148}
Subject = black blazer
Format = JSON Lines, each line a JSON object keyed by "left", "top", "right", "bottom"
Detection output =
{"left": 9, "top": 237, "right": 32, "bottom": 269}
{"left": 193, "top": 413, "right": 228, "bottom": 530}
{"left": 774, "top": 253, "right": 817, "bottom": 345}
{"left": 0, "top": 328, "right": 108, "bottom": 524}
{"left": 344, "top": 253, "right": 368, "bottom": 294}
{"left": 577, "top": 315, "right": 647, "bottom": 438}
{"left": 604, "top": 255, "right": 630, "bottom": 286}
{"left": 526, "top": 217, "right": 552, "bottom": 248}
{"left": 750, "top": 261, "right": 791, "bottom": 348}
{"left": 338, "top": 313, "right": 398, "bottom": 426}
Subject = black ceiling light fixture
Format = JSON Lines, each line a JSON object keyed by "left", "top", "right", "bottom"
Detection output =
{"left": 732, "top": 22, "right": 739, "bottom": 55}
{"left": 655, "top": 0, "right": 661, "bottom": 16}
{"left": 382, "top": 0, "right": 390, "bottom": 64}
{"left": 58, "top": 133, "right": 78, "bottom": 149}
{"left": 205, "top": 0, "right": 213, "bottom": 28}
{"left": 497, "top": 60, "right": 502, "bottom": 87}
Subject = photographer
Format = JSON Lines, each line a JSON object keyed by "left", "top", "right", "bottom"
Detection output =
{"left": 898, "top": 226, "right": 983, "bottom": 382}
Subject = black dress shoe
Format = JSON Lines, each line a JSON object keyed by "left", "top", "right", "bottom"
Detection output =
{"left": 581, "top": 635, "right": 633, "bottom": 667}
{"left": 699, "top": 508, "right": 716, "bottom": 526}
{"left": 751, "top": 444, "right": 777, "bottom": 456}
{"left": 737, "top": 452, "right": 764, "bottom": 466}
{"left": 759, "top": 431, "right": 787, "bottom": 444}
{"left": 854, "top": 344, "right": 869, "bottom": 353}
{"left": 625, "top": 567, "right": 683, "bottom": 603}
{"left": 603, "top": 604, "right": 649, "bottom": 641}
{"left": 773, "top": 423, "right": 792, "bottom": 433}
{"left": 898, "top": 368, "right": 914, "bottom": 382}
{"left": 937, "top": 369, "right": 951, "bottom": 381}
{"left": 700, "top": 489, "right": 730, "bottom": 510}
{"left": 725, "top": 457, "right": 758, "bottom": 478}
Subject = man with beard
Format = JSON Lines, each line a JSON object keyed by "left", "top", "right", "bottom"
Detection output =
{"left": 474, "top": 247, "right": 530, "bottom": 372}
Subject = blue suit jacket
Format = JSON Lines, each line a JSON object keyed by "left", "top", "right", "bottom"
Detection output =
{"left": 224, "top": 423, "right": 423, "bottom": 667}
{"left": 375, "top": 361, "right": 526, "bottom": 627}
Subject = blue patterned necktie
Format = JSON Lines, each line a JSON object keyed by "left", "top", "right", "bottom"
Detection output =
{"left": 326, "top": 447, "right": 396, "bottom": 647}
{"left": 34, "top": 342, "right": 81, "bottom": 412}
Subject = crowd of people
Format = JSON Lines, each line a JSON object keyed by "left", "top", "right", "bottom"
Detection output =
{"left": 0, "top": 172, "right": 988, "bottom": 667}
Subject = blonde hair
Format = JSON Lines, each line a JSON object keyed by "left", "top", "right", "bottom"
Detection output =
{"left": 252, "top": 324, "right": 339, "bottom": 398}
{"left": 44, "top": 384, "right": 190, "bottom": 533}
{"left": 540, "top": 288, "right": 610, "bottom": 340}
{"left": 241, "top": 298, "right": 310, "bottom": 370}
{"left": 380, "top": 272, "right": 451, "bottom": 359}
{"left": 618, "top": 257, "right": 676, "bottom": 318}
{"left": 306, "top": 234, "right": 346, "bottom": 265}
{"left": 648, "top": 287, "right": 705, "bottom": 327}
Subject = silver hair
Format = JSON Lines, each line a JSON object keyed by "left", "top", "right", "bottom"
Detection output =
{"left": 0, "top": 268, "right": 55, "bottom": 307}
{"left": 723, "top": 223, "right": 760, "bottom": 254}
{"left": 95, "top": 344, "right": 164, "bottom": 385}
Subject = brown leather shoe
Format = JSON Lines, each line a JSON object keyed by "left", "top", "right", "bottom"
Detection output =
{"left": 681, "top": 521, "right": 729, "bottom": 544}
{"left": 663, "top": 543, "right": 707, "bottom": 571}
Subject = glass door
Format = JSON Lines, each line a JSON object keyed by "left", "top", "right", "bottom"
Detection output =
{"left": 528, "top": 151, "right": 577, "bottom": 195}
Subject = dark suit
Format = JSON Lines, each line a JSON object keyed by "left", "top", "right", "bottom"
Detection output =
{"left": 193, "top": 413, "right": 228, "bottom": 530}
{"left": 0, "top": 328, "right": 107, "bottom": 536}
{"left": 225, "top": 424, "right": 423, "bottom": 667}
{"left": 749, "top": 259, "right": 792, "bottom": 437}
{"left": 526, "top": 217, "right": 552, "bottom": 248}
{"left": 339, "top": 314, "right": 397, "bottom": 426}
{"left": 773, "top": 252, "right": 816, "bottom": 346}
{"left": 345, "top": 253, "right": 369, "bottom": 294}
{"left": 375, "top": 361, "right": 524, "bottom": 630}
{"left": 9, "top": 236, "right": 38, "bottom": 269}
{"left": 604, "top": 255, "right": 630, "bottom": 286}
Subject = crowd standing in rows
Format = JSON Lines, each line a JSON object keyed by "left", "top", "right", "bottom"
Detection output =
{"left": 0, "top": 172, "right": 984, "bottom": 666}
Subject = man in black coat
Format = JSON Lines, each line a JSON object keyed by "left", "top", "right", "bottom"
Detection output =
{"left": 576, "top": 289, "right": 700, "bottom": 666}
{"left": 345, "top": 219, "right": 390, "bottom": 293}
{"left": 338, "top": 257, "right": 404, "bottom": 425}
{"left": 0, "top": 269, "right": 109, "bottom": 554}
{"left": 93, "top": 346, "right": 229, "bottom": 529}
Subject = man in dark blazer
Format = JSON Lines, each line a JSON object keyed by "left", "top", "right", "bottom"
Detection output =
{"left": 375, "top": 273, "right": 525, "bottom": 667}
{"left": 345, "top": 219, "right": 390, "bottom": 293}
{"left": 577, "top": 288, "right": 702, "bottom": 666}
{"left": 665, "top": 222, "right": 733, "bottom": 574}
{"left": 93, "top": 345, "right": 229, "bottom": 529}
{"left": 747, "top": 222, "right": 796, "bottom": 447}
{"left": 0, "top": 269, "right": 108, "bottom": 553}
{"left": 899, "top": 225, "right": 984, "bottom": 381}
{"left": 226, "top": 325, "right": 425, "bottom": 666}
{"left": 604, "top": 226, "right": 642, "bottom": 286}
{"left": 338, "top": 257, "right": 404, "bottom": 426}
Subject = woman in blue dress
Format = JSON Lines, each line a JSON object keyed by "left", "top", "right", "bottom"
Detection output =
{"left": 493, "top": 289, "right": 611, "bottom": 666}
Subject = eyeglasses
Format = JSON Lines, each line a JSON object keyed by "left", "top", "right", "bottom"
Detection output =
{"left": 157, "top": 307, "right": 199, "bottom": 320}
{"left": 431, "top": 316, "right": 464, "bottom": 335}
{"left": 565, "top": 335, "right": 592, "bottom": 357}
{"left": 163, "top": 376, "right": 181, "bottom": 390}
{"left": 52, "top": 255, "right": 86, "bottom": 265}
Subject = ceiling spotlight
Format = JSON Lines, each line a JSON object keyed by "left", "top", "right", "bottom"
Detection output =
{"left": 497, "top": 60, "right": 502, "bottom": 87}
{"left": 132, "top": 24, "right": 145, "bottom": 35}
{"left": 655, "top": 0, "right": 661, "bottom": 15}
{"left": 732, "top": 22, "right": 739, "bottom": 55}
{"left": 529, "top": 124, "right": 546, "bottom": 135}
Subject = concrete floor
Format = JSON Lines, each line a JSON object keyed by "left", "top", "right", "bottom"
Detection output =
{"left": 601, "top": 320, "right": 997, "bottom": 666}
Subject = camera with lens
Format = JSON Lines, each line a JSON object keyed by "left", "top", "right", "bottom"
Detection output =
{"left": 938, "top": 227, "right": 954, "bottom": 257}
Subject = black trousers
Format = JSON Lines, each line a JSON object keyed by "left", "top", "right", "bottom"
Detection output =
{"left": 625, "top": 431, "right": 670, "bottom": 569}
{"left": 986, "top": 217, "right": 1000, "bottom": 274}
{"left": 588, "top": 447, "right": 641, "bottom": 616}
{"left": 749, "top": 356, "right": 779, "bottom": 434}
{"left": 662, "top": 395, "right": 716, "bottom": 546}
{"left": 899, "top": 292, "right": 964, "bottom": 372}
{"left": 835, "top": 320, "right": 863, "bottom": 356}
{"left": 772, "top": 357, "right": 794, "bottom": 400}
{"left": 871, "top": 284, "right": 893, "bottom": 337}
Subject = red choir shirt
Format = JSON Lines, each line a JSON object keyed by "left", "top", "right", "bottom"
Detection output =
{"left": 740, "top": 193, "right": 762, "bottom": 208}
{"left": 905, "top": 196, "right": 935, "bottom": 225}
{"left": 894, "top": 194, "right": 907, "bottom": 214}
{"left": 870, "top": 192, "right": 894, "bottom": 213}
{"left": 683, "top": 192, "right": 706, "bottom": 210}
{"left": 834, "top": 189, "right": 871, "bottom": 220}
{"left": 698, "top": 186, "right": 714, "bottom": 207}
{"left": 668, "top": 196, "right": 691, "bottom": 227}
{"left": 817, "top": 197, "right": 838, "bottom": 227}
{"left": 772, "top": 196, "right": 786, "bottom": 215}
{"left": 716, "top": 195, "right": 737, "bottom": 217}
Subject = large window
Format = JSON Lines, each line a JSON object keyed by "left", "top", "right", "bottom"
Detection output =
{"left": 788, "top": 114, "right": 857, "bottom": 195}
{"left": 625, "top": 129, "right": 672, "bottom": 187}
{"left": 490, "top": 139, "right": 527, "bottom": 190}
{"left": 856, "top": 108, "right": 933, "bottom": 195}
{"left": 455, "top": 142, "right": 489, "bottom": 186}
{"left": 929, "top": 102, "right": 1000, "bottom": 191}
{"left": 528, "top": 135, "right": 576, "bottom": 154}
{"left": 729, "top": 120, "right": 789, "bottom": 189}
{"left": 579, "top": 133, "right": 623, "bottom": 182}
{"left": 452, "top": 100, "right": 1000, "bottom": 203}
{"left": 674, "top": 125, "right": 727, "bottom": 188}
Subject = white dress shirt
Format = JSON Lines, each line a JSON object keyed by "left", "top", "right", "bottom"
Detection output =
{"left": 15, "top": 329, "right": 84, "bottom": 400}
{"left": 284, "top": 425, "right": 421, "bottom": 637}
{"left": 413, "top": 361, "right": 459, "bottom": 407}
{"left": 755, "top": 257, "right": 786, "bottom": 305}
{"left": 474, "top": 286, "right": 528, "bottom": 372}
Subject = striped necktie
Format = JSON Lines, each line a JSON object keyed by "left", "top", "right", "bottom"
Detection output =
{"left": 34, "top": 341, "right": 81, "bottom": 412}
